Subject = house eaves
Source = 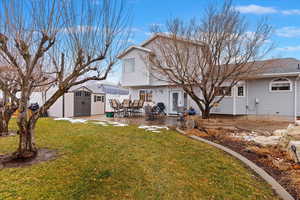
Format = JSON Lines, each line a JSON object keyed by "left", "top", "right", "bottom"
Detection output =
{"left": 141, "top": 33, "right": 205, "bottom": 48}
{"left": 117, "top": 45, "right": 152, "bottom": 59}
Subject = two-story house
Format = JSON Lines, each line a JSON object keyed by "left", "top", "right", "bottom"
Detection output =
{"left": 118, "top": 34, "right": 300, "bottom": 121}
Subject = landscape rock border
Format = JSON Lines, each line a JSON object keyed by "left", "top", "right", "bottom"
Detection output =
{"left": 176, "top": 128, "right": 295, "bottom": 200}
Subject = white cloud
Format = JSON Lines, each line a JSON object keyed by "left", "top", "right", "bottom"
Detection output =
{"left": 235, "top": 5, "right": 300, "bottom": 15}
{"left": 235, "top": 5, "right": 277, "bottom": 14}
{"left": 276, "top": 27, "right": 300, "bottom": 38}
{"left": 60, "top": 25, "right": 97, "bottom": 34}
{"left": 282, "top": 9, "right": 300, "bottom": 15}
{"left": 276, "top": 45, "right": 300, "bottom": 52}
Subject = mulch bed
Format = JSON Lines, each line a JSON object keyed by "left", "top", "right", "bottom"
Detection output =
{"left": 186, "top": 128, "right": 299, "bottom": 199}
{"left": 0, "top": 148, "right": 57, "bottom": 169}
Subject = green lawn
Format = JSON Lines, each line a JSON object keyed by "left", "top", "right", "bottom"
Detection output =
{"left": 0, "top": 118, "right": 278, "bottom": 200}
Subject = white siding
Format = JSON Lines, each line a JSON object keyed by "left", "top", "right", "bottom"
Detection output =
{"left": 121, "top": 49, "right": 150, "bottom": 87}
{"left": 91, "top": 94, "right": 105, "bottom": 115}
{"left": 64, "top": 93, "right": 74, "bottom": 117}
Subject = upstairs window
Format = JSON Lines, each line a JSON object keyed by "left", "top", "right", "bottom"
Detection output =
{"left": 215, "top": 86, "right": 232, "bottom": 96}
{"left": 123, "top": 58, "right": 135, "bottom": 73}
{"left": 270, "top": 78, "right": 291, "bottom": 92}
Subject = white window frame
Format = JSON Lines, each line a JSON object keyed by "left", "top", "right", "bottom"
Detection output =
{"left": 237, "top": 85, "right": 245, "bottom": 97}
{"left": 215, "top": 86, "right": 232, "bottom": 97}
{"left": 269, "top": 77, "right": 292, "bottom": 92}
{"left": 139, "top": 89, "right": 153, "bottom": 102}
{"left": 123, "top": 58, "right": 135, "bottom": 73}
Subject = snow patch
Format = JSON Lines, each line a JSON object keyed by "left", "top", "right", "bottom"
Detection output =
{"left": 138, "top": 125, "right": 169, "bottom": 133}
{"left": 54, "top": 118, "right": 87, "bottom": 123}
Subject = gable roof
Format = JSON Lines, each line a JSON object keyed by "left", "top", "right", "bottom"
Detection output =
{"left": 117, "top": 45, "right": 152, "bottom": 59}
{"left": 117, "top": 34, "right": 204, "bottom": 59}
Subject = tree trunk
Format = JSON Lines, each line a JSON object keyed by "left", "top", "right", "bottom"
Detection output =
{"left": 202, "top": 105, "right": 211, "bottom": 119}
{"left": 16, "top": 98, "right": 38, "bottom": 159}
{"left": 0, "top": 116, "right": 9, "bottom": 136}
{"left": 16, "top": 121, "right": 37, "bottom": 159}
{"left": 0, "top": 107, "right": 15, "bottom": 136}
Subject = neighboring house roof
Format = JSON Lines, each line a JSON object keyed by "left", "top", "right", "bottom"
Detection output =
{"left": 69, "top": 83, "right": 129, "bottom": 95}
{"left": 256, "top": 58, "right": 300, "bottom": 76}
{"left": 98, "top": 84, "right": 129, "bottom": 95}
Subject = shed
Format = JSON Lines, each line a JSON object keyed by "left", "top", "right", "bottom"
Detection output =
{"left": 47, "top": 85, "right": 105, "bottom": 118}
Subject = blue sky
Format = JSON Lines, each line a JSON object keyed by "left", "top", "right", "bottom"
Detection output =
{"left": 108, "top": 0, "right": 300, "bottom": 82}
{"left": 128, "top": 0, "right": 300, "bottom": 58}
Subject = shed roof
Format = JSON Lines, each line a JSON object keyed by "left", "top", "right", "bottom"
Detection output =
{"left": 69, "top": 83, "right": 129, "bottom": 95}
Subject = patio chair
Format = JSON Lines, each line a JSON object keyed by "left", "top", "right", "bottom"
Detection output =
{"left": 131, "top": 100, "right": 140, "bottom": 116}
{"left": 122, "top": 99, "right": 132, "bottom": 117}
{"left": 137, "top": 100, "right": 144, "bottom": 116}
{"left": 111, "top": 99, "right": 124, "bottom": 117}
{"left": 144, "top": 105, "right": 158, "bottom": 121}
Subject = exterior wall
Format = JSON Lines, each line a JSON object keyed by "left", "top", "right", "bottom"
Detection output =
{"left": 91, "top": 93, "right": 105, "bottom": 115}
{"left": 247, "top": 78, "right": 295, "bottom": 117}
{"left": 64, "top": 93, "right": 74, "bottom": 117}
{"left": 121, "top": 49, "right": 150, "bottom": 87}
{"left": 48, "top": 97, "right": 63, "bottom": 117}
{"left": 211, "top": 97, "right": 234, "bottom": 115}
{"left": 235, "top": 96, "right": 247, "bottom": 115}
{"left": 128, "top": 86, "right": 186, "bottom": 114}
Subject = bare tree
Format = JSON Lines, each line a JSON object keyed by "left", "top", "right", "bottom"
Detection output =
{"left": 0, "top": 0, "right": 131, "bottom": 159}
{"left": 0, "top": 65, "right": 19, "bottom": 135}
{"left": 145, "top": 0, "right": 273, "bottom": 119}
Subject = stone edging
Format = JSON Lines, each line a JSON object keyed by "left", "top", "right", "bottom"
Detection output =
{"left": 176, "top": 128, "right": 295, "bottom": 200}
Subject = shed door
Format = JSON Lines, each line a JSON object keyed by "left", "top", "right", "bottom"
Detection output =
{"left": 74, "top": 91, "right": 91, "bottom": 117}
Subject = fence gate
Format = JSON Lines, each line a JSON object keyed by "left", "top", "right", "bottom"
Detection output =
{"left": 74, "top": 91, "right": 91, "bottom": 117}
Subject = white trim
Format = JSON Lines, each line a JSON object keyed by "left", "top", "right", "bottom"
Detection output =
{"left": 246, "top": 81, "right": 249, "bottom": 115}
{"left": 233, "top": 86, "right": 236, "bottom": 115}
{"left": 170, "top": 90, "right": 182, "bottom": 114}
{"left": 215, "top": 86, "right": 233, "bottom": 98}
{"left": 262, "top": 72, "right": 300, "bottom": 76}
{"left": 236, "top": 85, "right": 246, "bottom": 97}
{"left": 117, "top": 45, "right": 152, "bottom": 59}
{"left": 269, "top": 77, "right": 292, "bottom": 93}
{"left": 138, "top": 89, "right": 153, "bottom": 102}
{"left": 295, "top": 75, "right": 300, "bottom": 122}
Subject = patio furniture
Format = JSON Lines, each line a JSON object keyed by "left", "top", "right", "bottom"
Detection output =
{"left": 156, "top": 102, "right": 166, "bottom": 115}
{"left": 110, "top": 99, "right": 124, "bottom": 117}
{"left": 122, "top": 99, "right": 132, "bottom": 117}
{"left": 131, "top": 100, "right": 140, "bottom": 116}
{"left": 138, "top": 100, "right": 144, "bottom": 112}
{"left": 144, "top": 105, "right": 158, "bottom": 121}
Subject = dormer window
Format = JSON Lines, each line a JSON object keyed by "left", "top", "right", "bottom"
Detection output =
{"left": 123, "top": 58, "right": 135, "bottom": 73}
{"left": 270, "top": 78, "right": 292, "bottom": 92}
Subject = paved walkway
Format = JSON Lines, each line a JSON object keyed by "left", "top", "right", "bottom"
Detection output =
{"left": 78, "top": 114, "right": 179, "bottom": 127}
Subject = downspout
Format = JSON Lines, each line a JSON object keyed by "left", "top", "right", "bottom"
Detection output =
{"left": 62, "top": 94, "right": 65, "bottom": 118}
{"left": 295, "top": 74, "right": 300, "bottom": 122}
{"left": 246, "top": 81, "right": 249, "bottom": 115}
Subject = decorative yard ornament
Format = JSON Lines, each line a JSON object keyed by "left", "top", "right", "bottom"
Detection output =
{"left": 291, "top": 144, "right": 300, "bottom": 163}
